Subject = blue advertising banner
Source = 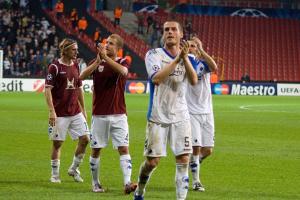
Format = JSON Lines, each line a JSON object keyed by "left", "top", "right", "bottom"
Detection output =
{"left": 174, "top": 5, "right": 300, "bottom": 19}
{"left": 211, "top": 83, "right": 277, "bottom": 96}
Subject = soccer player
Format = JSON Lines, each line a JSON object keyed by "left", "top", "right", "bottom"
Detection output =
{"left": 186, "top": 37, "right": 217, "bottom": 191}
{"left": 134, "top": 21, "right": 198, "bottom": 200}
{"left": 45, "top": 38, "right": 90, "bottom": 183}
{"left": 79, "top": 34, "right": 137, "bottom": 194}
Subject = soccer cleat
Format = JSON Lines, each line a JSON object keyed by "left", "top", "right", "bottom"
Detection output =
{"left": 68, "top": 168, "right": 83, "bottom": 182}
{"left": 92, "top": 183, "right": 105, "bottom": 193}
{"left": 192, "top": 182, "right": 205, "bottom": 192}
{"left": 124, "top": 182, "right": 137, "bottom": 194}
{"left": 133, "top": 192, "right": 144, "bottom": 200}
{"left": 50, "top": 176, "right": 61, "bottom": 183}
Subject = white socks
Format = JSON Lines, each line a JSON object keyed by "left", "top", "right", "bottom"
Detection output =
{"left": 70, "top": 154, "right": 84, "bottom": 170}
{"left": 120, "top": 154, "right": 132, "bottom": 185}
{"left": 89, "top": 156, "right": 100, "bottom": 185}
{"left": 51, "top": 159, "right": 60, "bottom": 177}
{"left": 190, "top": 155, "right": 200, "bottom": 184}
{"left": 175, "top": 163, "right": 189, "bottom": 200}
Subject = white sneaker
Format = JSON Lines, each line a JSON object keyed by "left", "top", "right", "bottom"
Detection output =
{"left": 68, "top": 168, "right": 83, "bottom": 182}
{"left": 50, "top": 176, "right": 61, "bottom": 183}
{"left": 192, "top": 182, "right": 205, "bottom": 192}
{"left": 92, "top": 183, "right": 105, "bottom": 193}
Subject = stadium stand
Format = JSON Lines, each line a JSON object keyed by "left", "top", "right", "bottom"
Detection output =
{"left": 1, "top": 0, "right": 299, "bottom": 82}
{"left": 0, "top": 2, "right": 59, "bottom": 78}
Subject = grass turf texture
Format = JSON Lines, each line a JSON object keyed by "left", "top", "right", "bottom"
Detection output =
{"left": 0, "top": 92, "right": 299, "bottom": 200}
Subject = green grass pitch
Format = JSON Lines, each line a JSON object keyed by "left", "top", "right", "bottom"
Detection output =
{"left": 0, "top": 92, "right": 299, "bottom": 200}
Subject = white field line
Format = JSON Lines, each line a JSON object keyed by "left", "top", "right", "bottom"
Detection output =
{"left": 239, "top": 104, "right": 299, "bottom": 113}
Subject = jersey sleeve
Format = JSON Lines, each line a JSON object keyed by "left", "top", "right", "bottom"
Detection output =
{"left": 120, "top": 57, "right": 129, "bottom": 69}
{"left": 145, "top": 49, "right": 161, "bottom": 79}
{"left": 45, "top": 63, "right": 58, "bottom": 87}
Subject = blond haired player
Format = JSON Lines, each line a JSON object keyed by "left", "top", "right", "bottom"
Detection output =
{"left": 186, "top": 37, "right": 217, "bottom": 192}
{"left": 45, "top": 38, "right": 90, "bottom": 183}
{"left": 80, "top": 34, "right": 136, "bottom": 194}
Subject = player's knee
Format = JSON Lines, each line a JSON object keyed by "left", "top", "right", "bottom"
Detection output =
{"left": 53, "top": 141, "right": 63, "bottom": 150}
{"left": 146, "top": 157, "right": 160, "bottom": 169}
{"left": 79, "top": 135, "right": 89, "bottom": 146}
{"left": 118, "top": 146, "right": 129, "bottom": 155}
{"left": 202, "top": 147, "right": 213, "bottom": 157}
{"left": 176, "top": 154, "right": 190, "bottom": 164}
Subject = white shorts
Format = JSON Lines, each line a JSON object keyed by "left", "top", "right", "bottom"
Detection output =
{"left": 190, "top": 113, "right": 215, "bottom": 147}
{"left": 48, "top": 113, "right": 89, "bottom": 141}
{"left": 90, "top": 114, "right": 129, "bottom": 149}
{"left": 144, "top": 120, "right": 192, "bottom": 157}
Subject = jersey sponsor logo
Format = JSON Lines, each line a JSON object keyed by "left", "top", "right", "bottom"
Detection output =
{"left": 59, "top": 71, "right": 66, "bottom": 74}
{"left": 162, "top": 59, "right": 170, "bottom": 64}
{"left": 170, "top": 66, "right": 185, "bottom": 76}
{"left": 213, "top": 84, "right": 230, "bottom": 95}
{"left": 47, "top": 74, "right": 52, "bottom": 80}
{"left": 66, "top": 78, "right": 75, "bottom": 90}
{"left": 98, "top": 65, "right": 104, "bottom": 72}
{"left": 231, "top": 84, "right": 276, "bottom": 96}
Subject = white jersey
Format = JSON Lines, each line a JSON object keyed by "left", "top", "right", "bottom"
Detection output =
{"left": 145, "top": 48, "right": 195, "bottom": 124}
{"left": 186, "top": 60, "right": 213, "bottom": 114}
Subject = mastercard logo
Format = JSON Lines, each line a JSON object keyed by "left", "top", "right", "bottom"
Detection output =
{"left": 128, "top": 82, "right": 145, "bottom": 94}
{"left": 213, "top": 84, "right": 229, "bottom": 95}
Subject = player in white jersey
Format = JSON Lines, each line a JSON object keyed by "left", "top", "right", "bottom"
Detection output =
{"left": 186, "top": 37, "right": 217, "bottom": 192}
{"left": 134, "top": 21, "right": 198, "bottom": 200}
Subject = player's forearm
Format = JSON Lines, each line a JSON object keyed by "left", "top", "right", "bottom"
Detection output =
{"left": 103, "top": 56, "right": 128, "bottom": 76}
{"left": 78, "top": 88, "right": 86, "bottom": 112}
{"left": 45, "top": 87, "right": 55, "bottom": 113}
{"left": 80, "top": 60, "right": 99, "bottom": 79}
{"left": 200, "top": 50, "right": 218, "bottom": 72}
{"left": 183, "top": 56, "right": 198, "bottom": 85}
{"left": 152, "top": 59, "right": 179, "bottom": 85}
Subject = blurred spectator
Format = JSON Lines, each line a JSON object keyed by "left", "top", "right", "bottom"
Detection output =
{"left": 41, "top": 17, "right": 50, "bottom": 29}
{"left": 184, "top": 18, "right": 192, "bottom": 40}
{"left": 137, "top": 12, "right": 144, "bottom": 34}
{"left": 241, "top": 73, "right": 250, "bottom": 83}
{"left": 78, "top": 16, "right": 88, "bottom": 35}
{"left": 93, "top": 27, "right": 101, "bottom": 46}
{"left": 114, "top": 6, "right": 122, "bottom": 26}
{"left": 210, "top": 72, "right": 219, "bottom": 83}
{"left": 117, "top": 48, "right": 123, "bottom": 58}
{"left": 146, "top": 15, "right": 153, "bottom": 34}
{"left": 124, "top": 52, "right": 132, "bottom": 66}
{"left": 3, "top": 56, "right": 12, "bottom": 76}
{"left": 123, "top": 0, "right": 132, "bottom": 11}
{"left": 95, "top": 0, "right": 104, "bottom": 12}
{"left": 70, "top": 8, "right": 78, "bottom": 29}
{"left": 55, "top": 0, "right": 64, "bottom": 20}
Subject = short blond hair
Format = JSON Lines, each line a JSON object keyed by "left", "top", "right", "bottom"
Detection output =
{"left": 59, "top": 38, "right": 77, "bottom": 56}
{"left": 109, "top": 34, "right": 124, "bottom": 49}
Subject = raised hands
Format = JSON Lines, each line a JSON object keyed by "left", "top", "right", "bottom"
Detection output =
{"left": 179, "top": 39, "right": 190, "bottom": 59}
{"left": 97, "top": 43, "right": 107, "bottom": 61}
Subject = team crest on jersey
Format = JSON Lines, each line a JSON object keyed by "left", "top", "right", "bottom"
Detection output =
{"left": 98, "top": 65, "right": 104, "bottom": 72}
{"left": 47, "top": 74, "right": 52, "bottom": 80}
{"left": 152, "top": 65, "right": 160, "bottom": 72}
{"left": 66, "top": 78, "right": 75, "bottom": 89}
